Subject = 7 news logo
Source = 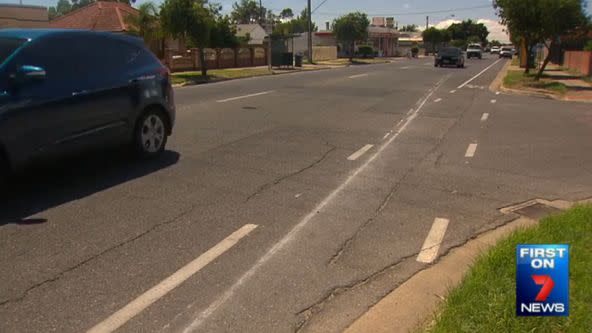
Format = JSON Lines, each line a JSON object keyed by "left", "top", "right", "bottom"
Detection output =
{"left": 516, "top": 244, "right": 569, "bottom": 316}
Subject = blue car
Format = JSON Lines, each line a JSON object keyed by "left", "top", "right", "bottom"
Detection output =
{"left": 0, "top": 29, "right": 175, "bottom": 181}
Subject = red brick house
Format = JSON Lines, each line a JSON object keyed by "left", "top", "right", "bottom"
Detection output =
{"left": 49, "top": 1, "right": 137, "bottom": 32}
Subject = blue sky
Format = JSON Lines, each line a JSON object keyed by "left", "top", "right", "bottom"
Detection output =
{"left": 5, "top": 0, "right": 592, "bottom": 28}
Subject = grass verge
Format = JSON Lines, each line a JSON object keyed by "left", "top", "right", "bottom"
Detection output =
{"left": 503, "top": 70, "right": 568, "bottom": 95}
{"left": 171, "top": 68, "right": 272, "bottom": 85}
{"left": 426, "top": 205, "right": 592, "bottom": 333}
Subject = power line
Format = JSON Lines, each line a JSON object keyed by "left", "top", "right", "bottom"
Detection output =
{"left": 312, "top": 0, "right": 330, "bottom": 14}
{"left": 312, "top": 4, "right": 492, "bottom": 17}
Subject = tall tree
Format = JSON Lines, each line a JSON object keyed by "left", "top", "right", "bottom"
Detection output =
{"left": 495, "top": 0, "right": 588, "bottom": 77}
{"left": 273, "top": 7, "right": 317, "bottom": 35}
{"left": 125, "top": 2, "right": 163, "bottom": 57}
{"left": 48, "top": 0, "right": 71, "bottom": 19}
{"left": 422, "top": 27, "right": 450, "bottom": 54}
{"left": 280, "top": 8, "right": 294, "bottom": 20}
{"left": 447, "top": 20, "right": 489, "bottom": 44}
{"left": 230, "top": 0, "right": 265, "bottom": 24}
{"left": 333, "top": 12, "right": 370, "bottom": 61}
{"left": 160, "top": 0, "right": 214, "bottom": 77}
{"left": 400, "top": 24, "right": 418, "bottom": 32}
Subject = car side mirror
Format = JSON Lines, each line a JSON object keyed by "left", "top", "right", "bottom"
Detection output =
{"left": 13, "top": 65, "right": 46, "bottom": 84}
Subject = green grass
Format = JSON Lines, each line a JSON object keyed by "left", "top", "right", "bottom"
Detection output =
{"left": 171, "top": 68, "right": 272, "bottom": 85}
{"left": 427, "top": 205, "right": 592, "bottom": 333}
{"left": 503, "top": 70, "right": 569, "bottom": 95}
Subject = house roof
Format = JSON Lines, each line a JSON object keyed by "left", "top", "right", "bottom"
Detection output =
{"left": 235, "top": 24, "right": 265, "bottom": 38}
{"left": 49, "top": 1, "right": 138, "bottom": 32}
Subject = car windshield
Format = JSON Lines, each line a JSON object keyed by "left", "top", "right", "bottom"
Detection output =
{"left": 0, "top": 37, "right": 26, "bottom": 65}
{"left": 468, "top": 45, "right": 481, "bottom": 49}
{"left": 439, "top": 48, "right": 460, "bottom": 56}
{"left": 502, "top": 47, "right": 512, "bottom": 51}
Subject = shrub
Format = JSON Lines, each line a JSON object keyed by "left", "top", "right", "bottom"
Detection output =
{"left": 357, "top": 45, "right": 374, "bottom": 58}
{"left": 584, "top": 40, "right": 592, "bottom": 51}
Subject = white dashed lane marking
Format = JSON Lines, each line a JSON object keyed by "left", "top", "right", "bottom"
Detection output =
{"left": 417, "top": 218, "right": 450, "bottom": 263}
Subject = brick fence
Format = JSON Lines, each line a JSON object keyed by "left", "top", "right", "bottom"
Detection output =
{"left": 164, "top": 47, "right": 268, "bottom": 72}
{"left": 563, "top": 51, "right": 592, "bottom": 76}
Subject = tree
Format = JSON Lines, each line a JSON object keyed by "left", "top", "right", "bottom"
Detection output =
{"left": 48, "top": 0, "right": 71, "bottom": 19}
{"left": 273, "top": 7, "right": 317, "bottom": 35}
{"left": 447, "top": 20, "right": 489, "bottom": 44}
{"left": 333, "top": 12, "right": 370, "bottom": 61}
{"left": 494, "top": 0, "right": 587, "bottom": 78}
{"left": 490, "top": 39, "right": 502, "bottom": 46}
{"left": 422, "top": 27, "right": 450, "bottom": 54}
{"left": 230, "top": 0, "right": 265, "bottom": 24}
{"left": 125, "top": 2, "right": 164, "bottom": 57}
{"left": 210, "top": 14, "right": 240, "bottom": 48}
{"left": 160, "top": 0, "right": 214, "bottom": 77}
{"left": 280, "top": 8, "right": 294, "bottom": 20}
{"left": 400, "top": 24, "right": 418, "bottom": 32}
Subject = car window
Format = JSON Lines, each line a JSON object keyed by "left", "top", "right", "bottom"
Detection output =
{"left": 439, "top": 48, "right": 460, "bottom": 56}
{"left": 0, "top": 37, "right": 26, "bottom": 66}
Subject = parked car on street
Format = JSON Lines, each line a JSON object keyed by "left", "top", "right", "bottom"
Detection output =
{"left": 499, "top": 46, "right": 514, "bottom": 58}
{"left": 491, "top": 46, "right": 501, "bottom": 54}
{"left": 0, "top": 29, "right": 175, "bottom": 182}
{"left": 466, "top": 43, "right": 483, "bottom": 59}
{"left": 435, "top": 47, "right": 465, "bottom": 68}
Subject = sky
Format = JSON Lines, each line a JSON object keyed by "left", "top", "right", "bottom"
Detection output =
{"left": 5, "top": 0, "right": 592, "bottom": 42}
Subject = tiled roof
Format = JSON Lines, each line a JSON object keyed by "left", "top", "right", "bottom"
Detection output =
{"left": 49, "top": 1, "right": 138, "bottom": 32}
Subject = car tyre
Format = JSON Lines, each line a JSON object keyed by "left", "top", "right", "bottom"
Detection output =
{"left": 134, "top": 108, "right": 168, "bottom": 158}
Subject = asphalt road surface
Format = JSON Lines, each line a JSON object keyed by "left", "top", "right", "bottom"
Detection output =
{"left": 2, "top": 55, "right": 592, "bottom": 333}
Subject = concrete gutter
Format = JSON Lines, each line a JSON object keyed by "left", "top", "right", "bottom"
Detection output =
{"left": 343, "top": 198, "right": 583, "bottom": 333}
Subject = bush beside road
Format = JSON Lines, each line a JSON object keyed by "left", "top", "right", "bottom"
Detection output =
{"left": 426, "top": 205, "right": 592, "bottom": 333}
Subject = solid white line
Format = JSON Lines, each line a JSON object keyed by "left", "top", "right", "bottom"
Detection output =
{"left": 481, "top": 113, "right": 489, "bottom": 122}
{"left": 450, "top": 90, "right": 457, "bottom": 94}
{"left": 457, "top": 58, "right": 503, "bottom": 89}
{"left": 465, "top": 143, "right": 478, "bottom": 157}
{"left": 417, "top": 218, "right": 450, "bottom": 263}
{"left": 490, "top": 99, "right": 497, "bottom": 104}
{"left": 348, "top": 73, "right": 369, "bottom": 79}
{"left": 383, "top": 132, "right": 391, "bottom": 140}
{"left": 87, "top": 224, "right": 258, "bottom": 333}
{"left": 347, "top": 144, "right": 374, "bottom": 161}
{"left": 181, "top": 75, "right": 449, "bottom": 333}
{"left": 217, "top": 91, "right": 274, "bottom": 103}
{"left": 434, "top": 98, "right": 442, "bottom": 103}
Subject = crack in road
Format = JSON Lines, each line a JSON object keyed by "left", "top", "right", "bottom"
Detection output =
{"left": 294, "top": 214, "right": 521, "bottom": 333}
{"left": 244, "top": 143, "right": 337, "bottom": 202}
{"left": 0, "top": 208, "right": 195, "bottom": 308}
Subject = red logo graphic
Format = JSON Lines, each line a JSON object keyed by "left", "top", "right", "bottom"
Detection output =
{"left": 532, "top": 275, "right": 555, "bottom": 301}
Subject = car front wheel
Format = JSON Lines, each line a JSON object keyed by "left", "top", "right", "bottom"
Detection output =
{"left": 134, "top": 109, "right": 168, "bottom": 157}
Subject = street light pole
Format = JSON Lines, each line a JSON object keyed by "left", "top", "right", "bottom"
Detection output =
{"left": 307, "top": 0, "right": 313, "bottom": 63}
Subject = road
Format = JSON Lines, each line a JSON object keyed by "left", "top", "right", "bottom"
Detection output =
{"left": 1, "top": 55, "right": 592, "bottom": 333}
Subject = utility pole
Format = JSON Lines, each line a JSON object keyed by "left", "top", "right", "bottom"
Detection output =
{"left": 425, "top": 16, "right": 429, "bottom": 30}
{"left": 260, "top": 0, "right": 272, "bottom": 71}
{"left": 307, "top": 0, "right": 313, "bottom": 63}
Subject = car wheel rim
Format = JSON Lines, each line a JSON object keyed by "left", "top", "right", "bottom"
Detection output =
{"left": 140, "top": 115, "right": 165, "bottom": 153}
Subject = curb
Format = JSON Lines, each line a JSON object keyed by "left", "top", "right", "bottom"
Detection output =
{"left": 343, "top": 217, "right": 537, "bottom": 333}
{"left": 343, "top": 197, "right": 587, "bottom": 333}
{"left": 490, "top": 63, "right": 592, "bottom": 103}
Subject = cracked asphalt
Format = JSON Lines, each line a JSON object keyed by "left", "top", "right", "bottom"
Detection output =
{"left": 2, "top": 54, "right": 592, "bottom": 333}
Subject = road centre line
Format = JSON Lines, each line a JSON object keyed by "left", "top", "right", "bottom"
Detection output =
{"left": 401, "top": 66, "right": 410, "bottom": 69}
{"left": 457, "top": 58, "right": 503, "bottom": 89}
{"left": 450, "top": 90, "right": 456, "bottom": 94}
{"left": 465, "top": 143, "right": 478, "bottom": 158}
{"left": 383, "top": 132, "right": 391, "bottom": 140}
{"left": 348, "top": 73, "right": 369, "bottom": 79}
{"left": 491, "top": 99, "right": 497, "bottom": 104}
{"left": 87, "top": 224, "right": 258, "bottom": 333}
{"left": 481, "top": 113, "right": 489, "bottom": 122}
{"left": 434, "top": 98, "right": 442, "bottom": 103}
{"left": 182, "top": 75, "right": 450, "bottom": 333}
{"left": 348, "top": 144, "right": 374, "bottom": 161}
{"left": 217, "top": 91, "right": 274, "bottom": 103}
{"left": 416, "top": 218, "right": 450, "bottom": 263}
